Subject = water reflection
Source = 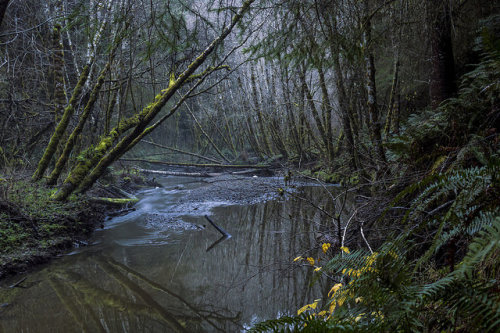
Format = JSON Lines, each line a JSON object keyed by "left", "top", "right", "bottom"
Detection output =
{"left": 0, "top": 178, "right": 348, "bottom": 332}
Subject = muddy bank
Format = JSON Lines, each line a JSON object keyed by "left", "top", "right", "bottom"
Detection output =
{"left": 0, "top": 199, "right": 107, "bottom": 279}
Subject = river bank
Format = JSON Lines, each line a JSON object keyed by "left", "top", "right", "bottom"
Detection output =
{"left": 0, "top": 170, "right": 160, "bottom": 279}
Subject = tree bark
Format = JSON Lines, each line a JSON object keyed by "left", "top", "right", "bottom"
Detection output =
{"left": 0, "top": 0, "right": 9, "bottom": 28}
{"left": 363, "top": 8, "right": 386, "bottom": 164}
{"left": 427, "top": 0, "right": 456, "bottom": 109}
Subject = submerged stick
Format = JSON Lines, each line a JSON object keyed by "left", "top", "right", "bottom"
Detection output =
{"left": 9, "top": 277, "right": 26, "bottom": 289}
{"left": 204, "top": 215, "right": 231, "bottom": 238}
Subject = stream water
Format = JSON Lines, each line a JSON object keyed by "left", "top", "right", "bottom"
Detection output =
{"left": 0, "top": 176, "right": 341, "bottom": 332}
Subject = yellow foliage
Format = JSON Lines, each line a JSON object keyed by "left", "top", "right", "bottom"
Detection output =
{"left": 306, "top": 257, "right": 315, "bottom": 265}
{"left": 297, "top": 299, "right": 320, "bottom": 315}
{"left": 293, "top": 256, "right": 303, "bottom": 262}
{"left": 340, "top": 246, "right": 350, "bottom": 254}
{"left": 328, "top": 283, "right": 343, "bottom": 297}
{"left": 355, "top": 313, "right": 365, "bottom": 322}
{"left": 314, "top": 266, "right": 322, "bottom": 272}
{"left": 322, "top": 243, "right": 331, "bottom": 253}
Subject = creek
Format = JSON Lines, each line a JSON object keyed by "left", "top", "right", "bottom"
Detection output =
{"left": 0, "top": 175, "right": 344, "bottom": 332}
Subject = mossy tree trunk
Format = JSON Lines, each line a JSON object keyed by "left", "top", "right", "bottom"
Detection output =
{"left": 52, "top": 0, "right": 255, "bottom": 201}
{"left": 46, "top": 57, "right": 114, "bottom": 185}
{"left": 32, "top": 62, "right": 92, "bottom": 181}
{"left": 50, "top": 22, "right": 67, "bottom": 123}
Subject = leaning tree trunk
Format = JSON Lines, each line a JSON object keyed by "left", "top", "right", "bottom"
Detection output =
{"left": 427, "top": 0, "right": 456, "bottom": 109}
{"left": 31, "top": 62, "right": 92, "bottom": 181}
{"left": 52, "top": 0, "right": 255, "bottom": 201}
{"left": 46, "top": 58, "right": 114, "bottom": 185}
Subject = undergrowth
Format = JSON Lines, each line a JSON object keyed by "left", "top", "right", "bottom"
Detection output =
{"left": 251, "top": 20, "right": 500, "bottom": 333}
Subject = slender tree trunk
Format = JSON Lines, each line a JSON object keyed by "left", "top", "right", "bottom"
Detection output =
{"left": 384, "top": 51, "right": 400, "bottom": 137}
{"left": 363, "top": 8, "right": 386, "bottom": 164}
{"left": 318, "top": 66, "right": 334, "bottom": 161}
{"left": 251, "top": 66, "right": 273, "bottom": 156}
{"left": 322, "top": 11, "right": 359, "bottom": 169}
{"left": 185, "top": 103, "right": 230, "bottom": 163}
{"left": 299, "top": 67, "right": 329, "bottom": 156}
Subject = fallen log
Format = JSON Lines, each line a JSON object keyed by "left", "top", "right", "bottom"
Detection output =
{"left": 120, "top": 158, "right": 270, "bottom": 169}
{"left": 135, "top": 168, "right": 212, "bottom": 177}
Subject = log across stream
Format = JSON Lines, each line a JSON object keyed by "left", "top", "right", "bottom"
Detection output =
{"left": 0, "top": 175, "right": 348, "bottom": 332}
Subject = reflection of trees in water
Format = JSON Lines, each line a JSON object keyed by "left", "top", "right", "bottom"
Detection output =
{"left": 45, "top": 255, "right": 241, "bottom": 332}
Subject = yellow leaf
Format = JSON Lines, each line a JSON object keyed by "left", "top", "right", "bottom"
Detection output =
{"left": 318, "top": 311, "right": 327, "bottom": 317}
{"left": 355, "top": 313, "right": 365, "bottom": 322}
{"left": 340, "top": 246, "right": 350, "bottom": 254}
{"left": 355, "top": 297, "right": 363, "bottom": 303}
{"left": 297, "top": 300, "right": 319, "bottom": 315}
{"left": 297, "top": 304, "right": 310, "bottom": 315}
{"left": 328, "top": 283, "right": 343, "bottom": 297}
{"left": 322, "top": 243, "right": 331, "bottom": 253}
{"left": 314, "top": 266, "right": 322, "bottom": 272}
{"left": 306, "top": 257, "right": 315, "bottom": 265}
{"left": 293, "top": 256, "right": 303, "bottom": 262}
